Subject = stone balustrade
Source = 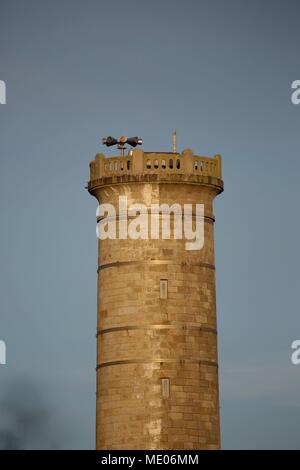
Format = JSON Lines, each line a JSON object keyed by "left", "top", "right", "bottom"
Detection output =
{"left": 89, "top": 148, "right": 222, "bottom": 182}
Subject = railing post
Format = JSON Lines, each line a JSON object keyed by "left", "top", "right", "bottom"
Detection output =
{"left": 182, "top": 149, "right": 194, "bottom": 174}
{"left": 132, "top": 148, "right": 144, "bottom": 175}
{"left": 214, "top": 154, "right": 222, "bottom": 179}
{"left": 95, "top": 153, "right": 104, "bottom": 178}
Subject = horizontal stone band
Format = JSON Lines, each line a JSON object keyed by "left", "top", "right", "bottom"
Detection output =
{"left": 96, "top": 214, "right": 215, "bottom": 224}
{"left": 97, "top": 324, "right": 217, "bottom": 336}
{"left": 88, "top": 174, "right": 224, "bottom": 192}
{"left": 96, "top": 358, "right": 218, "bottom": 369}
{"left": 98, "top": 260, "right": 215, "bottom": 272}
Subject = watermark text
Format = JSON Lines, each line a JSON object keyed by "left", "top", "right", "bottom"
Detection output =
{"left": 291, "top": 340, "right": 300, "bottom": 365}
{"left": 0, "top": 339, "right": 6, "bottom": 365}
{"left": 291, "top": 80, "right": 300, "bottom": 105}
{"left": 96, "top": 197, "right": 205, "bottom": 251}
{"left": 0, "top": 80, "right": 6, "bottom": 104}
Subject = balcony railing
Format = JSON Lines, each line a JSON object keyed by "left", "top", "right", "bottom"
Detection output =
{"left": 89, "top": 150, "right": 222, "bottom": 181}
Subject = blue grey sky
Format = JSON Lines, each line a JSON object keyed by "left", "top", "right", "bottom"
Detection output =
{"left": 0, "top": 0, "right": 300, "bottom": 449}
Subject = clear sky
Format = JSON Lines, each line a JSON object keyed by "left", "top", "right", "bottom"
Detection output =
{"left": 0, "top": 0, "right": 300, "bottom": 449}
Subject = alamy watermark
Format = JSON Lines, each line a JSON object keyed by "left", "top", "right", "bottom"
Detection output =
{"left": 0, "top": 80, "right": 6, "bottom": 104}
{"left": 291, "top": 340, "right": 300, "bottom": 365}
{"left": 290, "top": 81, "right": 300, "bottom": 363}
{"left": 1, "top": 79, "right": 7, "bottom": 364}
{"left": 96, "top": 197, "right": 205, "bottom": 251}
{"left": 291, "top": 80, "right": 300, "bottom": 105}
{"left": 0, "top": 339, "right": 6, "bottom": 365}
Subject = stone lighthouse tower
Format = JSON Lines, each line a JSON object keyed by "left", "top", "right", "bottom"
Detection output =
{"left": 88, "top": 136, "right": 223, "bottom": 450}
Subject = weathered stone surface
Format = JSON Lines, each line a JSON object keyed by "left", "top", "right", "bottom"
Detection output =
{"left": 88, "top": 149, "right": 223, "bottom": 450}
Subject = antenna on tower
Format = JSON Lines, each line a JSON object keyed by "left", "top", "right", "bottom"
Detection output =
{"left": 172, "top": 129, "right": 177, "bottom": 153}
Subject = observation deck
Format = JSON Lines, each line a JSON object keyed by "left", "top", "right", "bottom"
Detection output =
{"left": 88, "top": 148, "right": 223, "bottom": 194}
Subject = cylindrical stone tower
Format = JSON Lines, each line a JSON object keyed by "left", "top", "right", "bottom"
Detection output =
{"left": 88, "top": 145, "right": 223, "bottom": 450}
